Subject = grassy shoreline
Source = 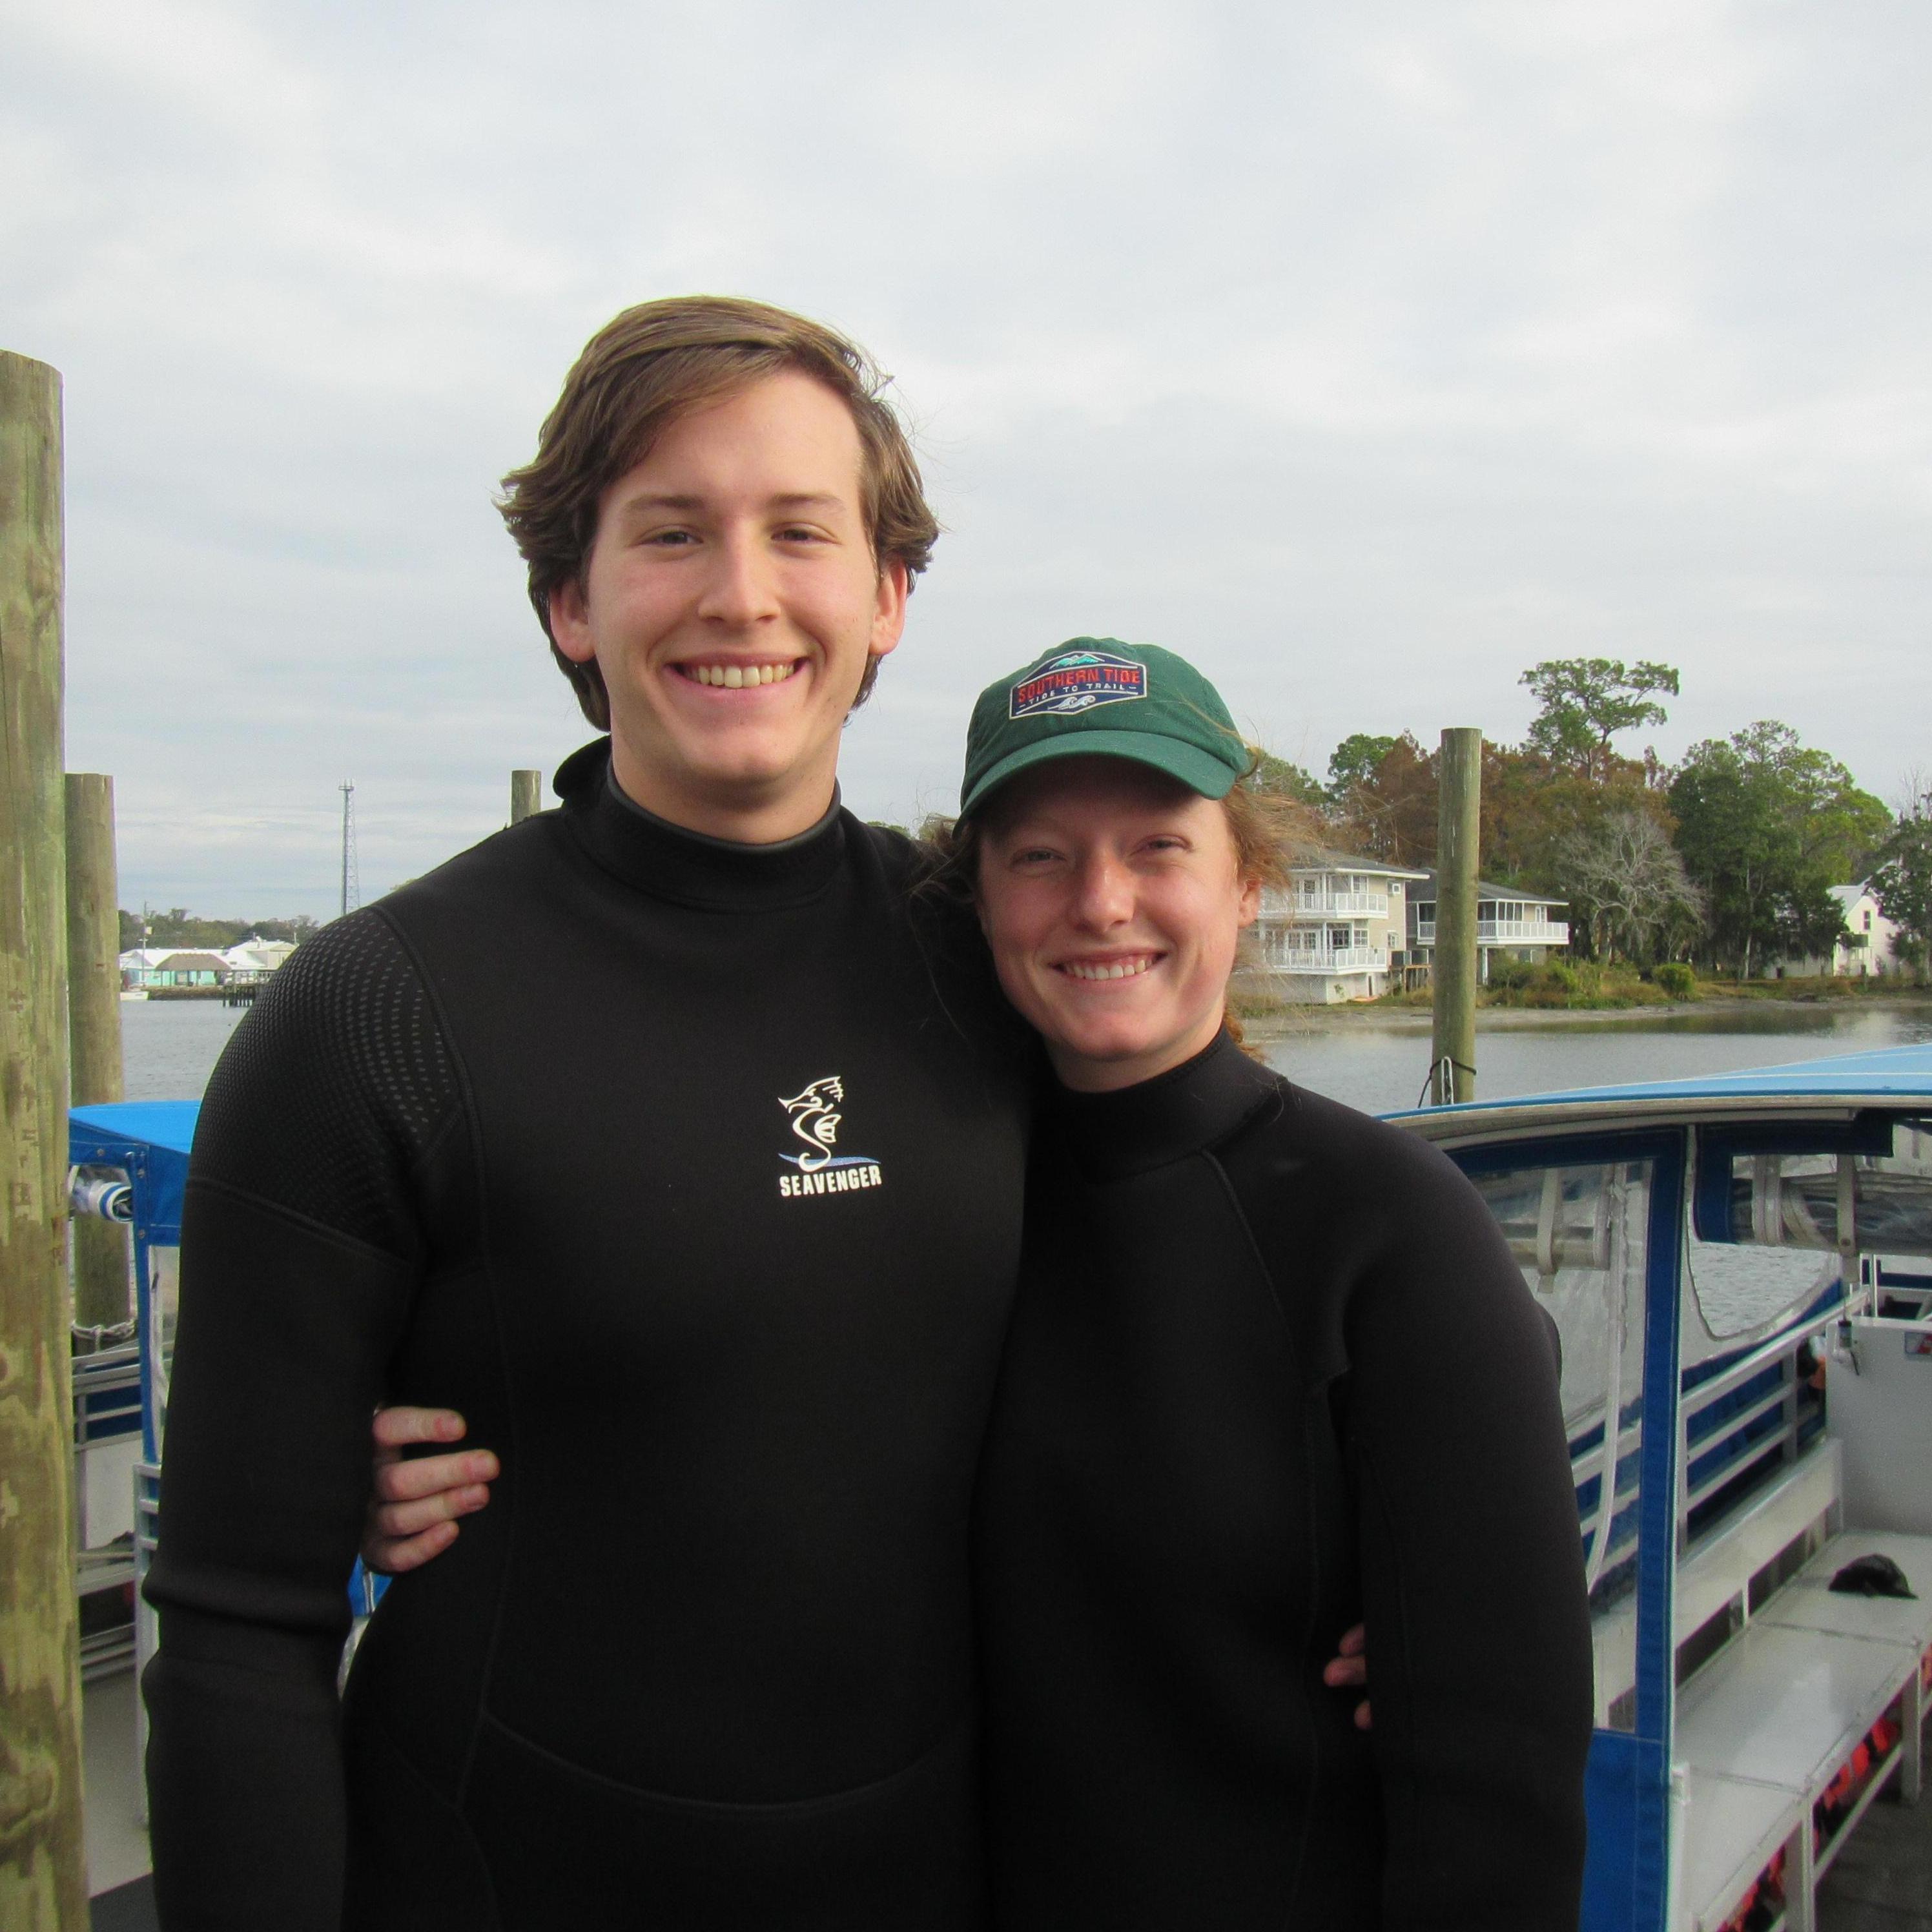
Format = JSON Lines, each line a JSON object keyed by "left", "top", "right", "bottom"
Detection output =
{"left": 1231, "top": 972, "right": 1931, "bottom": 1029}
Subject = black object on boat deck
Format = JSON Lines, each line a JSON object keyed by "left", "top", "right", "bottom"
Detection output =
{"left": 1831, "top": 1553, "right": 1920, "bottom": 1599}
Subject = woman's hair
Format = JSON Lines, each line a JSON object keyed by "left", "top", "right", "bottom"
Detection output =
{"left": 918, "top": 751, "right": 1313, "bottom": 1053}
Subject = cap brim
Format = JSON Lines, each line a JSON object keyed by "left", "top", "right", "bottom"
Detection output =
{"left": 960, "top": 731, "right": 1242, "bottom": 818}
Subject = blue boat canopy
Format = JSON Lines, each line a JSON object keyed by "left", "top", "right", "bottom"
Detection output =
{"left": 70, "top": 1099, "right": 200, "bottom": 1246}
{"left": 1389, "top": 1042, "right": 1932, "bottom": 1129}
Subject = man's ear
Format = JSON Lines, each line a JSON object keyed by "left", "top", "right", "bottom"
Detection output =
{"left": 549, "top": 579, "right": 597, "bottom": 664}
{"left": 869, "top": 557, "right": 910, "bottom": 663}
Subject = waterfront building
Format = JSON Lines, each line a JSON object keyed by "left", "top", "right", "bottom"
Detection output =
{"left": 118, "top": 949, "right": 231, "bottom": 989}
{"left": 221, "top": 939, "right": 297, "bottom": 981}
{"left": 1776, "top": 883, "right": 1904, "bottom": 978}
{"left": 1406, "top": 874, "right": 1570, "bottom": 984}
{"left": 1251, "top": 851, "right": 1429, "bottom": 1002}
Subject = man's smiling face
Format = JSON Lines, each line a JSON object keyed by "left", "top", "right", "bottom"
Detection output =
{"left": 549, "top": 369, "right": 907, "bottom": 843}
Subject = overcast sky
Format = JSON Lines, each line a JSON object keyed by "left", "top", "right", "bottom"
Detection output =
{"left": 4, "top": 0, "right": 1927, "bottom": 919}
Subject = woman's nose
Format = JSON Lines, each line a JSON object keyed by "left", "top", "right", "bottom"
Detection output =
{"left": 1070, "top": 852, "right": 1135, "bottom": 929}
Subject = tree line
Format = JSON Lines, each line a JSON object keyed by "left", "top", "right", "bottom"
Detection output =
{"left": 110, "top": 677, "right": 1932, "bottom": 984}
{"left": 1251, "top": 658, "right": 1931, "bottom": 978}
{"left": 119, "top": 909, "right": 321, "bottom": 952}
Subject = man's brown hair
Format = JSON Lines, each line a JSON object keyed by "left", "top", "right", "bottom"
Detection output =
{"left": 498, "top": 296, "right": 940, "bottom": 728}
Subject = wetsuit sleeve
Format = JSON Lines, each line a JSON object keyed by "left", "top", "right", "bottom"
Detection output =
{"left": 141, "top": 910, "right": 460, "bottom": 1932}
{"left": 1341, "top": 1135, "right": 1594, "bottom": 1931}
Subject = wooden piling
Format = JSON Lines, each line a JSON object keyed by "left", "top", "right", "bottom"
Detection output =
{"left": 66, "top": 772, "right": 129, "bottom": 1337}
{"left": 0, "top": 349, "right": 88, "bottom": 1927}
{"left": 1431, "top": 727, "right": 1482, "bottom": 1105}
{"left": 511, "top": 768, "right": 541, "bottom": 825}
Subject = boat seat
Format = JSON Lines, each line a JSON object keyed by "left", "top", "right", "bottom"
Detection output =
{"left": 1672, "top": 1530, "right": 1932, "bottom": 1932}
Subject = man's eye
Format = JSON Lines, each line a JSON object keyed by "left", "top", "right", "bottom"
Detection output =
{"left": 642, "top": 529, "right": 695, "bottom": 547}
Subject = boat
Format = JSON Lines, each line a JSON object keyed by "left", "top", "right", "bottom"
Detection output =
{"left": 70, "top": 1046, "right": 1932, "bottom": 1927}
{"left": 1388, "top": 1043, "right": 1932, "bottom": 1931}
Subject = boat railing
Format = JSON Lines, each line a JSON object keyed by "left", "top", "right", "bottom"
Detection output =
{"left": 1571, "top": 1299, "right": 1841, "bottom": 1612}
{"left": 1676, "top": 1301, "right": 1838, "bottom": 1557}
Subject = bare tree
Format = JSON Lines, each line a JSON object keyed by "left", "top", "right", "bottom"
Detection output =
{"left": 1554, "top": 812, "right": 1705, "bottom": 964}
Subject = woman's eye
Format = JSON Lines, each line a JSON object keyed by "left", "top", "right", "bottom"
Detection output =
{"left": 643, "top": 529, "right": 695, "bottom": 547}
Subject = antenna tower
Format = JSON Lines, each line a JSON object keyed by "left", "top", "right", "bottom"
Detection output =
{"left": 339, "top": 781, "right": 360, "bottom": 917}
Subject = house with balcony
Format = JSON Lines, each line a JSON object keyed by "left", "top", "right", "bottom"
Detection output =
{"left": 1251, "top": 851, "right": 1429, "bottom": 1002}
{"left": 1407, "top": 875, "right": 1569, "bottom": 983}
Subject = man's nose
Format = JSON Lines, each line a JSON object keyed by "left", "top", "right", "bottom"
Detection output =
{"left": 1069, "top": 852, "right": 1135, "bottom": 929}
{"left": 696, "top": 530, "right": 781, "bottom": 625}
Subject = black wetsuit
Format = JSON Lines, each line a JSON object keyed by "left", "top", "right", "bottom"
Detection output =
{"left": 974, "top": 1033, "right": 1594, "bottom": 1930}
{"left": 143, "top": 741, "right": 1031, "bottom": 1932}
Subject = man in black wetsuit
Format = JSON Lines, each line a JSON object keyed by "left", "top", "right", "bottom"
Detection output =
{"left": 143, "top": 299, "right": 1033, "bottom": 1930}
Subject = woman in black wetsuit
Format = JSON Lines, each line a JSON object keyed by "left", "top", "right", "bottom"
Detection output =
{"left": 377, "top": 640, "right": 1595, "bottom": 1928}
{"left": 945, "top": 641, "right": 1593, "bottom": 1930}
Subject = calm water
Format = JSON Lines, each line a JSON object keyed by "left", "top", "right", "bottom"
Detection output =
{"left": 121, "top": 990, "right": 1932, "bottom": 1115}
{"left": 1263, "top": 1005, "right": 1932, "bottom": 1116}
{"left": 119, "top": 998, "right": 247, "bottom": 1101}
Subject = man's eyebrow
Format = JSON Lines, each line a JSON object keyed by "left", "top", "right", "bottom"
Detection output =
{"left": 609, "top": 490, "right": 850, "bottom": 517}
{"left": 611, "top": 491, "right": 705, "bottom": 515}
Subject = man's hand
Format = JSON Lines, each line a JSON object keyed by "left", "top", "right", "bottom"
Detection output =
{"left": 1322, "top": 1622, "right": 1372, "bottom": 1730}
{"left": 362, "top": 1406, "right": 498, "bottom": 1575}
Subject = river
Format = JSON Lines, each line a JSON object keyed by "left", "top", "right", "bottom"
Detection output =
{"left": 1259, "top": 1002, "right": 1932, "bottom": 1115}
{"left": 119, "top": 991, "right": 1932, "bottom": 1114}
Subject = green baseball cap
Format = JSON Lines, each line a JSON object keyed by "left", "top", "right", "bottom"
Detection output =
{"left": 959, "top": 638, "right": 1248, "bottom": 818}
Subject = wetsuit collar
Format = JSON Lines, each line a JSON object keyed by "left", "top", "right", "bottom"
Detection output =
{"left": 553, "top": 737, "right": 848, "bottom": 910}
{"left": 1043, "top": 1030, "right": 1285, "bottom": 1182}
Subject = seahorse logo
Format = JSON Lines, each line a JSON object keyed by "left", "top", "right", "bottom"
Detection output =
{"left": 779, "top": 1076, "right": 845, "bottom": 1171}
{"left": 776, "top": 1075, "right": 885, "bottom": 1199}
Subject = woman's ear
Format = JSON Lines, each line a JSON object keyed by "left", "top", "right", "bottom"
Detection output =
{"left": 1236, "top": 875, "right": 1262, "bottom": 928}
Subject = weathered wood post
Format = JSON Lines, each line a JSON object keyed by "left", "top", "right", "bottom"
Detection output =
{"left": 510, "top": 768, "right": 542, "bottom": 825}
{"left": 1430, "top": 726, "right": 1482, "bottom": 1105}
{"left": 0, "top": 349, "right": 88, "bottom": 1927}
{"left": 67, "top": 772, "right": 129, "bottom": 1338}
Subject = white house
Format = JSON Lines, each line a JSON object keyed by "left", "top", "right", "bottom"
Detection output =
{"left": 1408, "top": 875, "right": 1570, "bottom": 984}
{"left": 222, "top": 939, "right": 297, "bottom": 980}
{"left": 1782, "top": 885, "right": 1903, "bottom": 978}
{"left": 1251, "top": 851, "right": 1430, "bottom": 1002}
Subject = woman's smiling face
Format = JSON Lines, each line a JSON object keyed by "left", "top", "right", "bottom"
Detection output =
{"left": 974, "top": 755, "right": 1261, "bottom": 1093}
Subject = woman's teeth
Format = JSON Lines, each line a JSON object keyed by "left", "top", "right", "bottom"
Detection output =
{"left": 684, "top": 663, "right": 797, "bottom": 688}
{"left": 1062, "top": 958, "right": 1155, "bottom": 981}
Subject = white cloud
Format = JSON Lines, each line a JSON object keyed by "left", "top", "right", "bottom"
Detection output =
{"left": 1, "top": 0, "right": 1926, "bottom": 912}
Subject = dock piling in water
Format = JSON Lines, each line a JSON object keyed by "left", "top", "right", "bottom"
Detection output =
{"left": 0, "top": 347, "right": 89, "bottom": 1928}
{"left": 511, "top": 767, "right": 542, "bottom": 824}
{"left": 66, "top": 772, "right": 130, "bottom": 1337}
{"left": 1431, "top": 726, "right": 1482, "bottom": 1105}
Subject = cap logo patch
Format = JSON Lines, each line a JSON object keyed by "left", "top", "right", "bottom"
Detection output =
{"left": 1009, "top": 650, "right": 1148, "bottom": 720}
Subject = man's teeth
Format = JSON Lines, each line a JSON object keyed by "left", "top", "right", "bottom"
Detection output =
{"left": 684, "top": 663, "right": 798, "bottom": 688}
{"left": 1062, "top": 958, "right": 1155, "bottom": 981}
